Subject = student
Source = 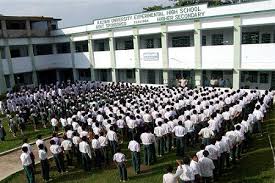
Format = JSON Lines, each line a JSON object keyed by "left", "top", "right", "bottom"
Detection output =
{"left": 99, "top": 131, "right": 109, "bottom": 165}
{"left": 22, "top": 138, "right": 35, "bottom": 170}
{"left": 190, "top": 154, "right": 201, "bottom": 183}
{"left": 128, "top": 135, "right": 141, "bottom": 174}
{"left": 61, "top": 135, "right": 73, "bottom": 166}
{"left": 163, "top": 165, "right": 176, "bottom": 183}
{"left": 172, "top": 121, "right": 186, "bottom": 156}
{"left": 50, "top": 140, "right": 66, "bottom": 174}
{"left": 38, "top": 144, "right": 50, "bottom": 182}
{"left": 113, "top": 148, "right": 128, "bottom": 182}
{"left": 253, "top": 105, "right": 264, "bottom": 135}
{"left": 79, "top": 136, "right": 92, "bottom": 171}
{"left": 199, "top": 150, "right": 215, "bottom": 183}
{"left": 106, "top": 126, "right": 118, "bottom": 155}
{"left": 198, "top": 123, "right": 214, "bottom": 146}
{"left": 140, "top": 127, "right": 153, "bottom": 165}
{"left": 91, "top": 135, "right": 102, "bottom": 168}
{"left": 20, "top": 146, "right": 35, "bottom": 183}
{"left": 175, "top": 157, "right": 195, "bottom": 183}
{"left": 0, "top": 120, "right": 6, "bottom": 142}
{"left": 154, "top": 121, "right": 165, "bottom": 157}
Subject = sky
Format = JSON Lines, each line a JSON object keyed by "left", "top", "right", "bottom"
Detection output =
{"left": 0, "top": 0, "right": 173, "bottom": 28}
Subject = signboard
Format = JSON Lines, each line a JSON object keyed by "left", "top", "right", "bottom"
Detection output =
{"left": 94, "top": 4, "right": 207, "bottom": 30}
{"left": 143, "top": 52, "right": 159, "bottom": 61}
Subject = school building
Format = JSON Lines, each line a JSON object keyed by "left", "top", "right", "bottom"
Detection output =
{"left": 1, "top": 0, "right": 275, "bottom": 93}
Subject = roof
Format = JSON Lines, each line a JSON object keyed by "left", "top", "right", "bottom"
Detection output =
{"left": 0, "top": 15, "right": 61, "bottom": 21}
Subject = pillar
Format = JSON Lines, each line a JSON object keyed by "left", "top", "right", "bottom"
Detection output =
{"left": 28, "top": 38, "right": 38, "bottom": 86}
{"left": 0, "top": 50, "right": 7, "bottom": 94}
{"left": 161, "top": 24, "right": 169, "bottom": 86}
{"left": 88, "top": 34, "right": 95, "bottom": 81}
{"left": 133, "top": 28, "right": 141, "bottom": 84}
{"left": 70, "top": 38, "right": 77, "bottom": 81}
{"left": 109, "top": 32, "right": 117, "bottom": 83}
{"left": 194, "top": 20, "right": 202, "bottom": 87}
{"left": 4, "top": 44, "right": 15, "bottom": 88}
{"left": 233, "top": 16, "right": 241, "bottom": 89}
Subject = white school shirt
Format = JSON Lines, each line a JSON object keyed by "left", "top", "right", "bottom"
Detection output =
{"left": 72, "top": 136, "right": 81, "bottom": 145}
{"left": 163, "top": 173, "right": 176, "bottom": 183}
{"left": 199, "top": 157, "right": 215, "bottom": 177}
{"left": 128, "top": 140, "right": 140, "bottom": 152}
{"left": 22, "top": 143, "right": 32, "bottom": 154}
{"left": 20, "top": 152, "right": 32, "bottom": 166}
{"left": 184, "top": 120, "right": 194, "bottom": 132}
{"left": 50, "top": 144, "right": 62, "bottom": 155}
{"left": 38, "top": 149, "right": 47, "bottom": 160}
{"left": 36, "top": 139, "right": 44, "bottom": 148}
{"left": 61, "top": 140, "right": 72, "bottom": 151}
{"left": 113, "top": 152, "right": 126, "bottom": 163}
{"left": 190, "top": 160, "right": 201, "bottom": 176}
{"left": 196, "top": 150, "right": 204, "bottom": 160}
{"left": 51, "top": 118, "right": 58, "bottom": 127}
{"left": 91, "top": 139, "right": 101, "bottom": 149}
{"left": 198, "top": 127, "right": 214, "bottom": 138}
{"left": 140, "top": 132, "right": 153, "bottom": 145}
{"left": 253, "top": 110, "right": 264, "bottom": 121}
{"left": 172, "top": 126, "right": 186, "bottom": 137}
{"left": 154, "top": 126, "right": 165, "bottom": 137}
{"left": 99, "top": 136, "right": 108, "bottom": 147}
{"left": 116, "top": 119, "right": 125, "bottom": 129}
{"left": 79, "top": 141, "right": 92, "bottom": 159}
{"left": 175, "top": 164, "right": 195, "bottom": 181}
{"left": 106, "top": 130, "right": 118, "bottom": 142}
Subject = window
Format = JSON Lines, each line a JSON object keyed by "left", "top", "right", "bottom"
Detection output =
{"left": 242, "top": 32, "right": 259, "bottom": 44}
{"left": 33, "top": 44, "right": 53, "bottom": 56}
{"left": 146, "top": 39, "right": 154, "bottom": 48}
{"left": 261, "top": 33, "right": 271, "bottom": 43}
{"left": 56, "top": 43, "right": 71, "bottom": 54}
{"left": 125, "top": 40, "right": 133, "bottom": 50}
{"left": 0, "top": 48, "right": 5, "bottom": 59}
{"left": 126, "top": 70, "right": 134, "bottom": 79}
{"left": 75, "top": 41, "right": 88, "bottom": 52}
{"left": 248, "top": 71, "right": 258, "bottom": 83}
{"left": 202, "top": 35, "right": 206, "bottom": 46}
{"left": 51, "top": 24, "right": 57, "bottom": 30}
{"left": 6, "top": 20, "right": 26, "bottom": 30}
{"left": 172, "top": 36, "right": 190, "bottom": 47}
{"left": 211, "top": 34, "right": 223, "bottom": 45}
{"left": 10, "top": 46, "right": 29, "bottom": 58}
{"left": 260, "top": 73, "right": 269, "bottom": 83}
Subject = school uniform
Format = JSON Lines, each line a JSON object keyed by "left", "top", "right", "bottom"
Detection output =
{"left": 50, "top": 144, "right": 65, "bottom": 173}
{"left": 106, "top": 130, "right": 118, "bottom": 155}
{"left": 79, "top": 141, "right": 92, "bottom": 171}
{"left": 172, "top": 125, "right": 186, "bottom": 156}
{"left": 20, "top": 152, "right": 35, "bottom": 183}
{"left": 198, "top": 127, "right": 214, "bottom": 146}
{"left": 99, "top": 135, "right": 109, "bottom": 165}
{"left": 113, "top": 152, "right": 128, "bottom": 181}
{"left": 91, "top": 138, "right": 102, "bottom": 168}
{"left": 128, "top": 140, "right": 141, "bottom": 174}
{"left": 61, "top": 139, "right": 73, "bottom": 166}
{"left": 154, "top": 126, "right": 165, "bottom": 156}
{"left": 38, "top": 149, "right": 50, "bottom": 181}
{"left": 199, "top": 157, "right": 215, "bottom": 183}
{"left": 140, "top": 132, "right": 154, "bottom": 165}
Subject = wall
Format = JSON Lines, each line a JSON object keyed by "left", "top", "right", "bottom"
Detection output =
{"left": 140, "top": 48, "right": 163, "bottom": 69}
{"left": 12, "top": 57, "right": 33, "bottom": 73}
{"left": 35, "top": 53, "right": 72, "bottom": 70}
{"left": 115, "top": 50, "right": 135, "bottom": 68}
{"left": 94, "top": 51, "right": 112, "bottom": 68}
{"left": 74, "top": 52, "right": 90, "bottom": 69}
{"left": 241, "top": 43, "right": 275, "bottom": 69}
{"left": 168, "top": 47, "right": 195, "bottom": 69}
{"left": 202, "top": 45, "right": 234, "bottom": 69}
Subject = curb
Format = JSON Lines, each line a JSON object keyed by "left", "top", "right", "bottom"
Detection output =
{"left": 0, "top": 132, "right": 63, "bottom": 157}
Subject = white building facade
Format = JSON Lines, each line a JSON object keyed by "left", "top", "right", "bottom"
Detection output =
{"left": 1, "top": 0, "right": 275, "bottom": 93}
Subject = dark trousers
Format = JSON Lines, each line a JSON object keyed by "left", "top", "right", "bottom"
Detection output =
{"left": 202, "top": 177, "right": 212, "bottom": 183}
{"left": 176, "top": 136, "right": 185, "bottom": 156}
{"left": 109, "top": 141, "right": 118, "bottom": 155}
{"left": 81, "top": 153, "right": 91, "bottom": 171}
{"left": 73, "top": 145, "right": 81, "bottom": 165}
{"left": 156, "top": 136, "right": 164, "bottom": 156}
{"left": 53, "top": 153, "right": 65, "bottom": 173}
{"left": 143, "top": 145, "right": 152, "bottom": 165}
{"left": 131, "top": 151, "right": 140, "bottom": 174}
{"left": 64, "top": 150, "right": 73, "bottom": 166}
{"left": 150, "top": 143, "right": 157, "bottom": 163}
{"left": 117, "top": 162, "right": 128, "bottom": 181}
{"left": 94, "top": 149, "right": 102, "bottom": 168}
{"left": 40, "top": 159, "right": 50, "bottom": 181}
{"left": 101, "top": 146, "right": 110, "bottom": 165}
{"left": 23, "top": 165, "right": 35, "bottom": 183}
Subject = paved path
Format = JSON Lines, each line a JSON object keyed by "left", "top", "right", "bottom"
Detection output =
{"left": 0, "top": 139, "right": 52, "bottom": 181}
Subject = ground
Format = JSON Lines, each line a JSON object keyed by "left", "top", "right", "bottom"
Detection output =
{"left": 0, "top": 119, "right": 52, "bottom": 153}
{"left": 1, "top": 111, "right": 275, "bottom": 183}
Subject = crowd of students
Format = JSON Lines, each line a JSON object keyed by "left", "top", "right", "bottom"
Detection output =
{"left": 0, "top": 81, "right": 273, "bottom": 183}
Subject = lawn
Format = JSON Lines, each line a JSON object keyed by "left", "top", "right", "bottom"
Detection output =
{"left": 0, "top": 118, "right": 53, "bottom": 153}
{"left": 1, "top": 111, "right": 275, "bottom": 183}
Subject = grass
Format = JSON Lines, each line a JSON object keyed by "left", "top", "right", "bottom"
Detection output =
{"left": 0, "top": 118, "right": 53, "bottom": 153}
{"left": 1, "top": 110, "right": 275, "bottom": 183}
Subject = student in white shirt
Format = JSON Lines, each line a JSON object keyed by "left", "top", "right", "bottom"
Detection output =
{"left": 140, "top": 127, "right": 154, "bottom": 165}
{"left": 253, "top": 105, "right": 264, "bottom": 135}
{"left": 20, "top": 146, "right": 35, "bottom": 183}
{"left": 198, "top": 123, "right": 214, "bottom": 146}
{"left": 92, "top": 135, "right": 102, "bottom": 168}
{"left": 172, "top": 121, "right": 186, "bottom": 156}
{"left": 107, "top": 126, "right": 118, "bottom": 155}
{"left": 199, "top": 150, "right": 215, "bottom": 183}
{"left": 174, "top": 157, "right": 195, "bottom": 183}
{"left": 38, "top": 144, "right": 50, "bottom": 182}
{"left": 61, "top": 135, "right": 73, "bottom": 166}
{"left": 50, "top": 139, "right": 66, "bottom": 173}
{"left": 190, "top": 154, "right": 201, "bottom": 183}
{"left": 128, "top": 135, "right": 141, "bottom": 174}
{"left": 154, "top": 121, "right": 165, "bottom": 157}
{"left": 79, "top": 136, "right": 92, "bottom": 171}
{"left": 99, "top": 131, "right": 109, "bottom": 166}
{"left": 163, "top": 165, "right": 176, "bottom": 183}
{"left": 113, "top": 148, "right": 128, "bottom": 182}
